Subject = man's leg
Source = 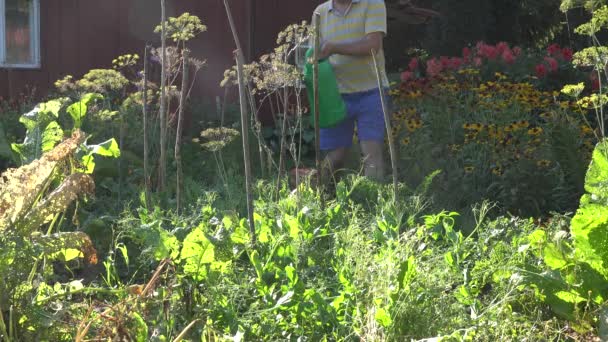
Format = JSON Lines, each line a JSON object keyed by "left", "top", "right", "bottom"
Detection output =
{"left": 323, "top": 147, "right": 348, "bottom": 181}
{"left": 355, "top": 89, "right": 387, "bottom": 182}
{"left": 360, "top": 140, "right": 385, "bottom": 181}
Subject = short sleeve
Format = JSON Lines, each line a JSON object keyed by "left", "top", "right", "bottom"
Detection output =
{"left": 364, "top": 0, "right": 387, "bottom": 35}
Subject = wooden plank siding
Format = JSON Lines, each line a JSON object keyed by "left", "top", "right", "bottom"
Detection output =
{"left": 0, "top": 0, "right": 320, "bottom": 104}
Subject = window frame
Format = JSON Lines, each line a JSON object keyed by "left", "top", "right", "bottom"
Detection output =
{"left": 0, "top": 0, "right": 41, "bottom": 69}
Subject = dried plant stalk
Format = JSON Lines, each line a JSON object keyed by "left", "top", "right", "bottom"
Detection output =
{"left": 313, "top": 13, "right": 322, "bottom": 184}
{"left": 32, "top": 231, "right": 98, "bottom": 265}
{"left": 372, "top": 50, "right": 398, "bottom": 201}
{"left": 223, "top": 0, "right": 256, "bottom": 244}
{"left": 0, "top": 131, "right": 86, "bottom": 230}
{"left": 159, "top": 0, "right": 168, "bottom": 191}
{"left": 18, "top": 173, "right": 95, "bottom": 234}
{"left": 143, "top": 45, "right": 152, "bottom": 210}
{"left": 175, "top": 49, "right": 189, "bottom": 214}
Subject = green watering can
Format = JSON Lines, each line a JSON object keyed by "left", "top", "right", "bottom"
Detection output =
{"left": 303, "top": 48, "right": 347, "bottom": 128}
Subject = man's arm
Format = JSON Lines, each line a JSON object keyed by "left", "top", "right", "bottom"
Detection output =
{"left": 319, "top": 32, "right": 383, "bottom": 60}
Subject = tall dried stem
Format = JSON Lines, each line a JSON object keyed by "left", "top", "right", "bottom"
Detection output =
{"left": 372, "top": 50, "right": 398, "bottom": 202}
{"left": 158, "top": 0, "right": 168, "bottom": 192}
{"left": 223, "top": 0, "right": 256, "bottom": 244}
{"left": 142, "top": 45, "right": 152, "bottom": 210}
{"left": 175, "top": 50, "right": 189, "bottom": 214}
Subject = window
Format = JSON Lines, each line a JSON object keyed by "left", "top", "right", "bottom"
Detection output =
{"left": 0, "top": 0, "right": 40, "bottom": 68}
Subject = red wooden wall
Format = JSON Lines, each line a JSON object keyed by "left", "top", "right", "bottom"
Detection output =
{"left": 0, "top": 0, "right": 322, "bottom": 102}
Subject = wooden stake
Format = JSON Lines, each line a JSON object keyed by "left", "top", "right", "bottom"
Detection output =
{"left": 223, "top": 0, "right": 256, "bottom": 244}
{"left": 158, "top": 0, "right": 168, "bottom": 192}
{"left": 313, "top": 13, "right": 322, "bottom": 186}
{"left": 372, "top": 50, "right": 398, "bottom": 202}
{"left": 175, "top": 49, "right": 189, "bottom": 214}
{"left": 142, "top": 45, "right": 152, "bottom": 210}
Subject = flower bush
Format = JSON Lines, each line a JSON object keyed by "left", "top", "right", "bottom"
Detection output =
{"left": 390, "top": 42, "right": 595, "bottom": 216}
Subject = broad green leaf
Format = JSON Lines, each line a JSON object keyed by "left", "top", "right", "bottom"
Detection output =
{"left": 88, "top": 138, "right": 120, "bottom": 158}
{"left": 528, "top": 229, "right": 547, "bottom": 247}
{"left": 41, "top": 121, "right": 63, "bottom": 153}
{"left": 20, "top": 99, "right": 62, "bottom": 131}
{"left": 543, "top": 244, "right": 568, "bottom": 270}
{"left": 249, "top": 250, "right": 263, "bottom": 280}
{"left": 584, "top": 140, "right": 608, "bottom": 204}
{"left": 67, "top": 93, "right": 102, "bottom": 129}
{"left": 80, "top": 154, "right": 96, "bottom": 174}
{"left": 374, "top": 307, "right": 392, "bottom": 328}
{"left": 181, "top": 228, "right": 215, "bottom": 281}
{"left": 231, "top": 220, "right": 250, "bottom": 245}
{"left": 285, "top": 265, "right": 297, "bottom": 287}
{"left": 48, "top": 248, "right": 84, "bottom": 262}
{"left": 571, "top": 203, "right": 608, "bottom": 277}
{"left": 445, "top": 251, "right": 455, "bottom": 266}
{"left": 555, "top": 290, "right": 586, "bottom": 304}
{"left": 284, "top": 214, "right": 299, "bottom": 239}
{"left": 129, "top": 312, "right": 148, "bottom": 342}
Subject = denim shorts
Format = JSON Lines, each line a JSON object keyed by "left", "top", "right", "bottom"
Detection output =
{"left": 320, "top": 88, "right": 388, "bottom": 151}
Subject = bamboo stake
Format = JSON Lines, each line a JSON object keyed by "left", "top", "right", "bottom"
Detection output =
{"left": 159, "top": 0, "right": 168, "bottom": 192}
{"left": 313, "top": 13, "right": 322, "bottom": 186}
{"left": 223, "top": 0, "right": 256, "bottom": 244}
{"left": 371, "top": 49, "right": 398, "bottom": 202}
{"left": 142, "top": 45, "right": 152, "bottom": 210}
{"left": 175, "top": 49, "right": 189, "bottom": 214}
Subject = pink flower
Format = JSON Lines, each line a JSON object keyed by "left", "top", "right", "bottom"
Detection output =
{"left": 440, "top": 56, "right": 451, "bottom": 68}
{"left": 502, "top": 49, "right": 515, "bottom": 64}
{"left": 496, "top": 42, "right": 509, "bottom": 55}
{"left": 401, "top": 71, "right": 414, "bottom": 82}
{"left": 547, "top": 43, "right": 561, "bottom": 56}
{"left": 544, "top": 56, "right": 559, "bottom": 72}
{"left": 535, "top": 64, "right": 548, "bottom": 78}
{"left": 449, "top": 57, "right": 463, "bottom": 69}
{"left": 562, "top": 48, "right": 573, "bottom": 61}
{"left": 463, "top": 47, "right": 472, "bottom": 61}
{"left": 408, "top": 58, "right": 419, "bottom": 71}
{"left": 513, "top": 46, "right": 522, "bottom": 56}
{"left": 478, "top": 42, "right": 499, "bottom": 60}
{"left": 426, "top": 58, "right": 444, "bottom": 77}
{"left": 474, "top": 57, "right": 483, "bottom": 67}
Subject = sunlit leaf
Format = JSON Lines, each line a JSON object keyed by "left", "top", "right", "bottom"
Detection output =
{"left": 181, "top": 228, "right": 215, "bottom": 281}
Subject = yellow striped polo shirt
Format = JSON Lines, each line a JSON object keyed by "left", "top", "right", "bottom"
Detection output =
{"left": 314, "top": 0, "right": 389, "bottom": 94}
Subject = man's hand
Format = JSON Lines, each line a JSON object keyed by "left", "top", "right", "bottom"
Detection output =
{"left": 316, "top": 33, "right": 383, "bottom": 60}
{"left": 319, "top": 42, "right": 335, "bottom": 60}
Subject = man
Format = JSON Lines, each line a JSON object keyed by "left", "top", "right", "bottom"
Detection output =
{"left": 313, "top": 0, "right": 389, "bottom": 181}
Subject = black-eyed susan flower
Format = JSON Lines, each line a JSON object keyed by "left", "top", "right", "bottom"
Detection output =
{"left": 464, "top": 166, "right": 475, "bottom": 173}
{"left": 580, "top": 125, "right": 594, "bottom": 135}
{"left": 401, "top": 137, "right": 410, "bottom": 145}
{"left": 527, "top": 127, "right": 543, "bottom": 136}
{"left": 537, "top": 159, "right": 551, "bottom": 168}
{"left": 491, "top": 166, "right": 504, "bottom": 176}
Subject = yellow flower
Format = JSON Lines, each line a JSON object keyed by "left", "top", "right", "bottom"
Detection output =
{"left": 537, "top": 159, "right": 551, "bottom": 168}
{"left": 464, "top": 166, "right": 475, "bottom": 173}
{"left": 401, "top": 137, "right": 410, "bottom": 145}
{"left": 580, "top": 125, "right": 594, "bottom": 135}
{"left": 491, "top": 166, "right": 504, "bottom": 176}
{"left": 561, "top": 83, "right": 585, "bottom": 98}
{"left": 527, "top": 127, "right": 543, "bottom": 136}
